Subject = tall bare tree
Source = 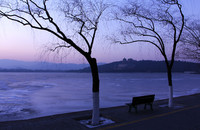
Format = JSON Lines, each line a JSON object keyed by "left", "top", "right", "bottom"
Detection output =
{"left": 177, "top": 20, "right": 200, "bottom": 61}
{"left": 115, "top": 0, "right": 184, "bottom": 107}
{"left": 0, "top": 0, "right": 107, "bottom": 125}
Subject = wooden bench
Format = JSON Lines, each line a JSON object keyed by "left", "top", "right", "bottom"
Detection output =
{"left": 126, "top": 95, "right": 155, "bottom": 113}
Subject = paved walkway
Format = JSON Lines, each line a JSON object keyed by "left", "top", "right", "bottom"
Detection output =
{"left": 0, "top": 93, "right": 200, "bottom": 130}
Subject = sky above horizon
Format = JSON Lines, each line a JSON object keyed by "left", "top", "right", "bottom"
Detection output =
{"left": 0, "top": 0, "right": 200, "bottom": 64}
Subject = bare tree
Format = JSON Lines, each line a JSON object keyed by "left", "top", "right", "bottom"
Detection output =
{"left": 115, "top": 0, "right": 184, "bottom": 107}
{"left": 0, "top": 0, "right": 108, "bottom": 125}
{"left": 177, "top": 20, "right": 200, "bottom": 61}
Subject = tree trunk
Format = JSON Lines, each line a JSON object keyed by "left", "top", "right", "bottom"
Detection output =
{"left": 87, "top": 57, "right": 100, "bottom": 125}
{"left": 167, "top": 68, "right": 173, "bottom": 108}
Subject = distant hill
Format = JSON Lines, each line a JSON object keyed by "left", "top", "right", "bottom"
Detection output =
{"left": 1, "top": 59, "right": 199, "bottom": 73}
{"left": 0, "top": 59, "right": 89, "bottom": 71}
{"left": 80, "top": 58, "right": 200, "bottom": 73}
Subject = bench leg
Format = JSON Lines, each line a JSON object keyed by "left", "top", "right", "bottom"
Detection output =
{"left": 128, "top": 105, "right": 132, "bottom": 112}
{"left": 150, "top": 104, "right": 153, "bottom": 111}
{"left": 144, "top": 104, "right": 147, "bottom": 110}
{"left": 134, "top": 106, "right": 138, "bottom": 113}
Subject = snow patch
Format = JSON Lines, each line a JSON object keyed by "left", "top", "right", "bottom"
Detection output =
{"left": 80, "top": 117, "right": 115, "bottom": 128}
{"left": 159, "top": 104, "right": 184, "bottom": 109}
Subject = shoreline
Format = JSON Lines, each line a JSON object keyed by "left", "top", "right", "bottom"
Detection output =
{"left": 0, "top": 93, "right": 200, "bottom": 124}
{"left": 1, "top": 93, "right": 200, "bottom": 129}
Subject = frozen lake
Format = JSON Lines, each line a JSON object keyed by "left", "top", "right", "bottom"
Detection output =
{"left": 0, "top": 72, "right": 200, "bottom": 121}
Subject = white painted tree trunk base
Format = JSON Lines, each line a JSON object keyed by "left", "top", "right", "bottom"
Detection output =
{"left": 92, "top": 92, "right": 100, "bottom": 125}
{"left": 168, "top": 85, "right": 173, "bottom": 108}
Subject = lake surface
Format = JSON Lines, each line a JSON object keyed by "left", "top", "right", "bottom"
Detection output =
{"left": 0, "top": 72, "right": 200, "bottom": 121}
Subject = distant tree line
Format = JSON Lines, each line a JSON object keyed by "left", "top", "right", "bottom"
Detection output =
{"left": 80, "top": 59, "right": 200, "bottom": 73}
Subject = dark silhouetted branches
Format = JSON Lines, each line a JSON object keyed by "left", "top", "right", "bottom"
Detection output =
{"left": 178, "top": 20, "right": 200, "bottom": 61}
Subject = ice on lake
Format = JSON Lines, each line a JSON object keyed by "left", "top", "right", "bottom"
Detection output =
{"left": 0, "top": 72, "right": 200, "bottom": 121}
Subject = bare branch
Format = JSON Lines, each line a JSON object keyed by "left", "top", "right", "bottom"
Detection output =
{"left": 50, "top": 45, "right": 72, "bottom": 52}
{"left": 79, "top": 21, "right": 91, "bottom": 50}
{"left": 178, "top": 20, "right": 200, "bottom": 61}
{"left": 170, "top": 0, "right": 184, "bottom": 68}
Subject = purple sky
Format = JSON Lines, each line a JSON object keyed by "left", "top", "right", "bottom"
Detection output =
{"left": 0, "top": 0, "right": 199, "bottom": 64}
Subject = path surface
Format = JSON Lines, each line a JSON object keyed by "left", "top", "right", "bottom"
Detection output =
{"left": 0, "top": 93, "right": 200, "bottom": 130}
